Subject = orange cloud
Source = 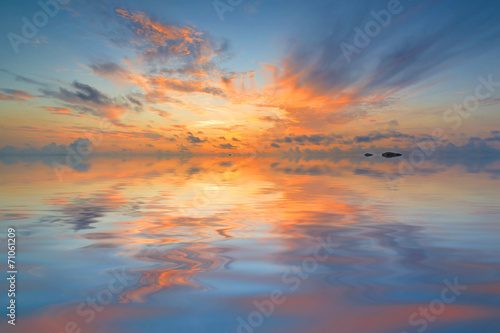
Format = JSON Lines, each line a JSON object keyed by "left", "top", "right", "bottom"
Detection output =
{"left": 43, "top": 106, "right": 77, "bottom": 116}
{"left": 116, "top": 9, "right": 204, "bottom": 61}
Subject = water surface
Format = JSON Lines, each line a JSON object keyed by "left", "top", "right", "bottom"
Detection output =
{"left": 1, "top": 156, "right": 499, "bottom": 333}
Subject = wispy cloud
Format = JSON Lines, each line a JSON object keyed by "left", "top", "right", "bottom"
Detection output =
{"left": 41, "top": 81, "right": 141, "bottom": 122}
{"left": 0, "top": 89, "right": 34, "bottom": 101}
{"left": 353, "top": 131, "right": 415, "bottom": 143}
{"left": 226, "top": 0, "right": 500, "bottom": 132}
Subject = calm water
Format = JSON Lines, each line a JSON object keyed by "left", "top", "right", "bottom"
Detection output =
{"left": 1, "top": 155, "right": 500, "bottom": 333}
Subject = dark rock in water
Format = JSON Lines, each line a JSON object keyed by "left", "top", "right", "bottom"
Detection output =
{"left": 364, "top": 153, "right": 374, "bottom": 157}
{"left": 382, "top": 152, "right": 402, "bottom": 158}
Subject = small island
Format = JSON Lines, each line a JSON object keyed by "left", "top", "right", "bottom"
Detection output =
{"left": 382, "top": 152, "right": 403, "bottom": 158}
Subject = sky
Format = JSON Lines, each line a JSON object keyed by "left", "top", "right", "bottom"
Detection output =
{"left": 1, "top": 0, "right": 500, "bottom": 154}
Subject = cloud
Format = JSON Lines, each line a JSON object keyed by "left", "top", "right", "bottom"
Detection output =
{"left": 270, "top": 143, "right": 280, "bottom": 148}
{"left": 432, "top": 140, "right": 500, "bottom": 173}
{"left": 41, "top": 81, "right": 141, "bottom": 122}
{"left": 0, "top": 69, "right": 47, "bottom": 87}
{"left": 275, "top": 133, "right": 342, "bottom": 146}
{"left": 115, "top": 9, "right": 202, "bottom": 60}
{"left": 147, "top": 76, "right": 225, "bottom": 97}
{"left": 354, "top": 131, "right": 415, "bottom": 143}
{"left": 0, "top": 138, "right": 93, "bottom": 171}
{"left": 187, "top": 166, "right": 204, "bottom": 174}
{"left": 126, "top": 94, "right": 143, "bottom": 107}
{"left": 0, "top": 138, "right": 92, "bottom": 155}
{"left": 42, "top": 107, "right": 76, "bottom": 116}
{"left": 468, "top": 134, "right": 500, "bottom": 143}
{"left": 186, "top": 135, "right": 205, "bottom": 143}
{"left": 115, "top": 9, "right": 230, "bottom": 63}
{"left": 87, "top": 59, "right": 149, "bottom": 90}
{"left": 58, "top": 81, "right": 111, "bottom": 105}
{"left": 150, "top": 107, "right": 172, "bottom": 118}
{"left": 218, "top": 143, "right": 235, "bottom": 149}
{"left": 232, "top": 0, "right": 500, "bottom": 132}
{"left": 388, "top": 120, "right": 399, "bottom": 127}
{"left": 85, "top": 8, "right": 238, "bottom": 109}
{"left": 0, "top": 89, "right": 34, "bottom": 101}
{"left": 89, "top": 61, "right": 127, "bottom": 76}
{"left": 259, "top": 116, "right": 286, "bottom": 124}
